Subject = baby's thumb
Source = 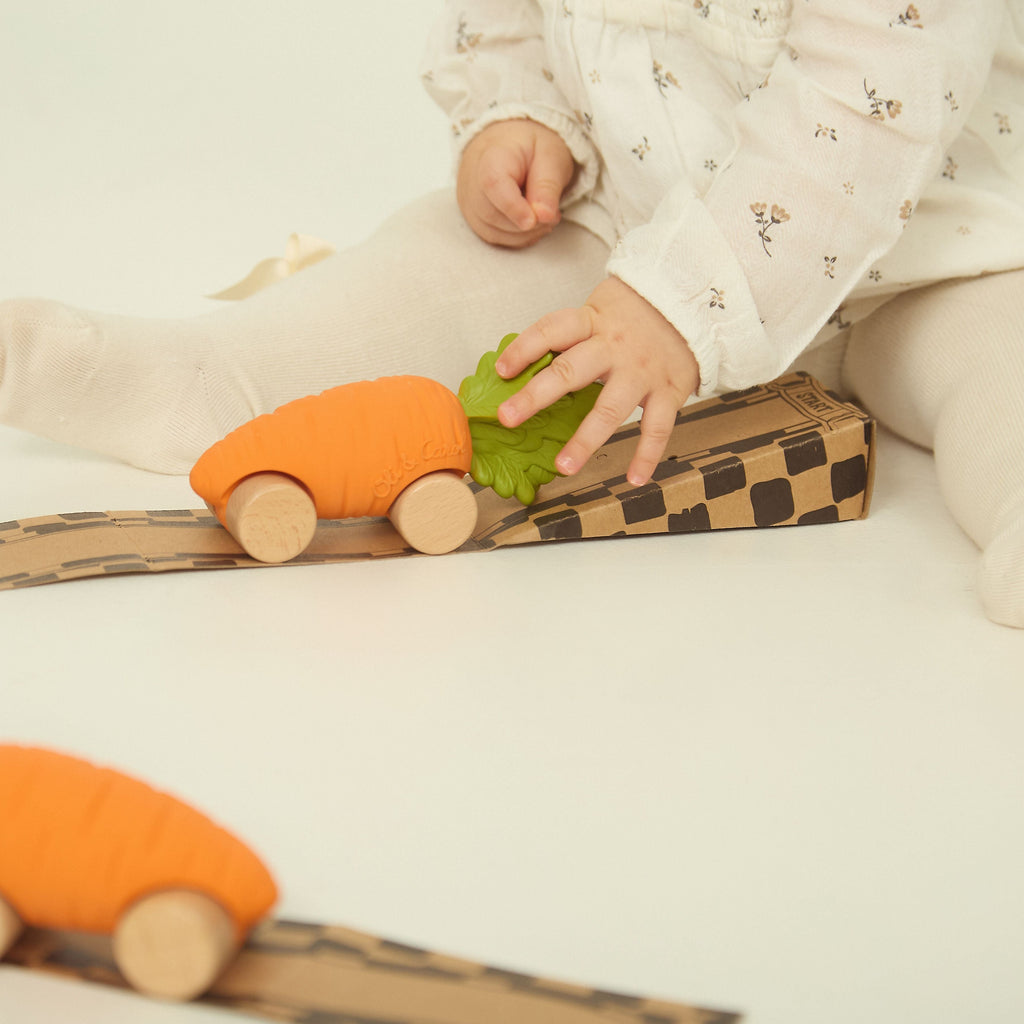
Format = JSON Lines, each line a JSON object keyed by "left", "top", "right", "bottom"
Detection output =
{"left": 525, "top": 137, "right": 574, "bottom": 224}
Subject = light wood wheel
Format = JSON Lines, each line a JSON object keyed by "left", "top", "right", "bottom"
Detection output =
{"left": 113, "top": 890, "right": 238, "bottom": 1001}
{"left": 224, "top": 472, "right": 317, "bottom": 563}
{"left": 387, "top": 471, "right": 478, "bottom": 554}
{"left": 0, "top": 895, "right": 23, "bottom": 959}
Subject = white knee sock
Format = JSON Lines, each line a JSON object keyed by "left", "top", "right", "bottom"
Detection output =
{"left": 0, "top": 191, "right": 608, "bottom": 473}
{"left": 843, "top": 270, "right": 1024, "bottom": 628}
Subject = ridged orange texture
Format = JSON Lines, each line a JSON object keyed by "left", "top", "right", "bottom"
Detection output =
{"left": 190, "top": 376, "right": 473, "bottom": 523}
{"left": 0, "top": 745, "right": 278, "bottom": 937}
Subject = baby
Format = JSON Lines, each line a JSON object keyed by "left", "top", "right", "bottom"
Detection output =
{"left": 1, "top": 1, "right": 1022, "bottom": 626}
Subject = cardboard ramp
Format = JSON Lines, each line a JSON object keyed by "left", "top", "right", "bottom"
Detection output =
{"left": 7, "top": 918, "right": 742, "bottom": 1023}
{"left": 0, "top": 374, "right": 875, "bottom": 591}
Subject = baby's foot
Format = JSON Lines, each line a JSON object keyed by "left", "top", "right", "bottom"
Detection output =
{"left": 0, "top": 296, "right": 105, "bottom": 443}
{"left": 0, "top": 296, "right": 212, "bottom": 472}
{"left": 978, "top": 511, "right": 1024, "bottom": 629}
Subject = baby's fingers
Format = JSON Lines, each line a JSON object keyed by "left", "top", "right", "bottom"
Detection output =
{"left": 481, "top": 171, "right": 537, "bottom": 232}
{"left": 525, "top": 134, "right": 573, "bottom": 224}
{"left": 554, "top": 383, "right": 641, "bottom": 477}
{"left": 497, "top": 322, "right": 604, "bottom": 430}
{"left": 495, "top": 307, "right": 594, "bottom": 380}
{"left": 625, "top": 396, "right": 679, "bottom": 487}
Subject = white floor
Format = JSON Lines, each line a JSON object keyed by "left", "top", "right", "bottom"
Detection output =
{"left": 2, "top": 5, "right": 1022, "bottom": 1024}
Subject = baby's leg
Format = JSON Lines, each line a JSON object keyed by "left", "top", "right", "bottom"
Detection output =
{"left": 842, "top": 269, "right": 1024, "bottom": 628}
{"left": 0, "top": 191, "right": 608, "bottom": 474}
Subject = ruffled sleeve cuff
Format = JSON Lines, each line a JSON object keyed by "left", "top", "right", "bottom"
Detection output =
{"left": 606, "top": 188, "right": 778, "bottom": 398}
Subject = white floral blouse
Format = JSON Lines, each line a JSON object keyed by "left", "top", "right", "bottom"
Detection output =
{"left": 421, "top": 0, "right": 1024, "bottom": 396}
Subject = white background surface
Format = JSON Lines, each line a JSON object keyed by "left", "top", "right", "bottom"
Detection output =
{"left": 1, "top": 4, "right": 1023, "bottom": 1023}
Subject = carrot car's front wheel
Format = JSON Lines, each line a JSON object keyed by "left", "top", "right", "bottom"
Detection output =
{"left": 388, "top": 471, "right": 478, "bottom": 555}
{"left": 113, "top": 889, "right": 238, "bottom": 1001}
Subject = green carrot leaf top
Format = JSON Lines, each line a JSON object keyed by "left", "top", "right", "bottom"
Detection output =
{"left": 457, "top": 334, "right": 602, "bottom": 505}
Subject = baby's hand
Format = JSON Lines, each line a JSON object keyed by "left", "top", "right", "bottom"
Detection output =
{"left": 457, "top": 120, "right": 575, "bottom": 248}
{"left": 495, "top": 277, "right": 700, "bottom": 486}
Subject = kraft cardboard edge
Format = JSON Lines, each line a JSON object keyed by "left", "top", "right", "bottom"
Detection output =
{"left": 859, "top": 418, "right": 878, "bottom": 520}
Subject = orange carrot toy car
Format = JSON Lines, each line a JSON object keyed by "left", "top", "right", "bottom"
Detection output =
{"left": 189, "top": 336, "right": 601, "bottom": 562}
{"left": 0, "top": 744, "right": 277, "bottom": 1000}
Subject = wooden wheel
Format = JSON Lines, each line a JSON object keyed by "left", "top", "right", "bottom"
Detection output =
{"left": 0, "top": 895, "right": 23, "bottom": 959}
{"left": 113, "top": 890, "right": 238, "bottom": 1001}
{"left": 224, "top": 472, "right": 317, "bottom": 563}
{"left": 387, "top": 471, "right": 478, "bottom": 554}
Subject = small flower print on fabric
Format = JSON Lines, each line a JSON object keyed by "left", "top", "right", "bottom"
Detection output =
{"left": 900, "top": 199, "right": 914, "bottom": 224}
{"left": 751, "top": 202, "right": 790, "bottom": 257}
{"left": 710, "top": 288, "right": 726, "bottom": 309}
{"left": 869, "top": 269, "right": 882, "bottom": 282}
{"left": 590, "top": 69, "right": 602, "bottom": 84}
{"left": 843, "top": 181, "right": 855, "bottom": 195}
{"left": 824, "top": 256, "right": 837, "bottom": 279}
{"left": 456, "top": 16, "right": 482, "bottom": 57}
{"left": 705, "top": 158, "right": 718, "bottom": 172}
{"left": 738, "top": 76, "right": 770, "bottom": 102}
{"left": 633, "top": 137, "right": 651, "bottom": 160}
{"left": 574, "top": 110, "right": 594, "bottom": 132}
{"left": 865, "top": 80, "right": 902, "bottom": 120}
{"left": 943, "top": 156, "right": 957, "bottom": 180}
{"left": 957, "top": 225, "right": 972, "bottom": 235}
{"left": 694, "top": 1, "right": 711, "bottom": 18}
{"left": 828, "top": 306, "right": 852, "bottom": 331}
{"left": 890, "top": 5, "right": 923, "bottom": 28}
{"left": 752, "top": 8, "right": 767, "bottom": 27}
{"left": 995, "top": 112, "right": 1012, "bottom": 134}
{"left": 815, "top": 124, "right": 837, "bottom": 141}
{"left": 945, "top": 90, "right": 959, "bottom": 112}
{"left": 653, "top": 61, "right": 681, "bottom": 96}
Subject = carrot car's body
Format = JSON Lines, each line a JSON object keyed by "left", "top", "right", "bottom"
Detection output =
{"left": 190, "top": 376, "right": 473, "bottom": 523}
{"left": 0, "top": 745, "right": 277, "bottom": 938}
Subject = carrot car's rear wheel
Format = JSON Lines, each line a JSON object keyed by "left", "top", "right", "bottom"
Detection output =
{"left": 224, "top": 472, "right": 317, "bottom": 563}
{"left": 388, "top": 471, "right": 478, "bottom": 555}
{"left": 0, "top": 895, "right": 22, "bottom": 958}
{"left": 113, "top": 890, "right": 238, "bottom": 1001}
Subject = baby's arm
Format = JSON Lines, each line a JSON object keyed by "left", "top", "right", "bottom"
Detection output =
{"left": 422, "top": 0, "right": 600, "bottom": 236}
{"left": 607, "top": 1, "right": 1006, "bottom": 400}
{"left": 502, "top": 1, "right": 1006, "bottom": 481}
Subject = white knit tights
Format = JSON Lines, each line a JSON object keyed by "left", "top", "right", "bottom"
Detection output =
{"left": 0, "top": 191, "right": 608, "bottom": 474}
{"left": 843, "top": 269, "right": 1024, "bottom": 629}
